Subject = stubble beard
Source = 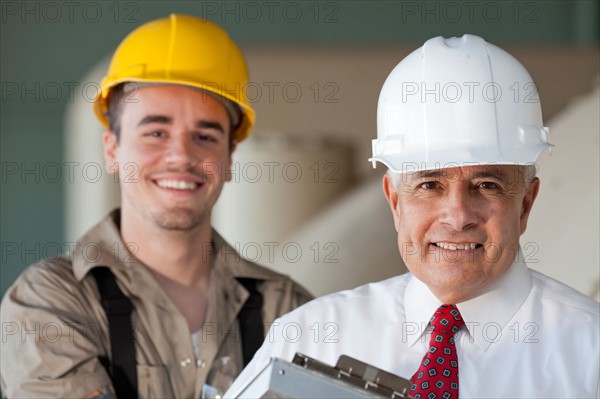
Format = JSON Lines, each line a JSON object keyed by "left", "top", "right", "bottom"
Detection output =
{"left": 122, "top": 169, "right": 223, "bottom": 232}
{"left": 151, "top": 207, "right": 209, "bottom": 231}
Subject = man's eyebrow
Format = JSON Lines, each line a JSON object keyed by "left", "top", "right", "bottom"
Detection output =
{"left": 408, "top": 170, "right": 447, "bottom": 181}
{"left": 196, "top": 120, "right": 225, "bottom": 135}
{"left": 137, "top": 115, "right": 172, "bottom": 126}
{"left": 136, "top": 116, "right": 225, "bottom": 135}
{"left": 407, "top": 168, "right": 510, "bottom": 182}
{"left": 470, "top": 168, "right": 509, "bottom": 182}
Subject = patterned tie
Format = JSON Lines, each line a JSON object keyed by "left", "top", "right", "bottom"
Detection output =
{"left": 410, "top": 304, "right": 464, "bottom": 399}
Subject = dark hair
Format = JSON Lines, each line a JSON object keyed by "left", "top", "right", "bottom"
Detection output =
{"left": 106, "top": 84, "right": 126, "bottom": 140}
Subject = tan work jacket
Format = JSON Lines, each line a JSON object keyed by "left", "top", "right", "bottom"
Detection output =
{"left": 0, "top": 210, "right": 312, "bottom": 398}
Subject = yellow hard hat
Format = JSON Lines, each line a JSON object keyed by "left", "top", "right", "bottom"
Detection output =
{"left": 93, "top": 14, "right": 255, "bottom": 142}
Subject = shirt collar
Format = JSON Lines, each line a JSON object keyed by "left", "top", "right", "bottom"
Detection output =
{"left": 404, "top": 248, "right": 532, "bottom": 351}
{"left": 71, "top": 210, "right": 174, "bottom": 310}
{"left": 69, "top": 209, "right": 284, "bottom": 280}
{"left": 404, "top": 274, "right": 443, "bottom": 347}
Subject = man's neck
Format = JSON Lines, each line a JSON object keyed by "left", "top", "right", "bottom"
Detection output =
{"left": 119, "top": 209, "right": 213, "bottom": 287}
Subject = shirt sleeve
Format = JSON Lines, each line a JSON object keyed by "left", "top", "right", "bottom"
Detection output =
{"left": 0, "top": 261, "right": 112, "bottom": 398}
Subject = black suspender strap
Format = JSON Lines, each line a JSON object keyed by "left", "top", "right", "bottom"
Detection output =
{"left": 91, "top": 267, "right": 264, "bottom": 395}
{"left": 236, "top": 278, "right": 265, "bottom": 367}
{"left": 91, "top": 267, "right": 138, "bottom": 399}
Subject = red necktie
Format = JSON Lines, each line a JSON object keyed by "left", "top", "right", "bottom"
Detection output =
{"left": 410, "top": 304, "right": 464, "bottom": 399}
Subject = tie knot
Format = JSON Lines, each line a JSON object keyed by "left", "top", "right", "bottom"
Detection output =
{"left": 430, "top": 304, "right": 464, "bottom": 335}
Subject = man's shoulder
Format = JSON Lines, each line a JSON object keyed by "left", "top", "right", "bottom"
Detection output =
{"left": 243, "top": 261, "right": 315, "bottom": 304}
{"left": 278, "top": 273, "right": 410, "bottom": 322}
{"left": 529, "top": 269, "right": 599, "bottom": 318}
{"left": 242, "top": 259, "right": 293, "bottom": 280}
{"left": 7, "top": 255, "right": 77, "bottom": 291}
{"left": 1, "top": 255, "right": 84, "bottom": 309}
{"left": 212, "top": 230, "right": 313, "bottom": 298}
{"left": 314, "top": 273, "right": 410, "bottom": 302}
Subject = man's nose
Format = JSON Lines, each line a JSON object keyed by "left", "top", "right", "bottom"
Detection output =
{"left": 439, "top": 187, "right": 479, "bottom": 231}
{"left": 164, "top": 134, "right": 197, "bottom": 167}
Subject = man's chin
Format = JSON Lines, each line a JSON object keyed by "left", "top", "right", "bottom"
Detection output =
{"left": 153, "top": 209, "right": 207, "bottom": 231}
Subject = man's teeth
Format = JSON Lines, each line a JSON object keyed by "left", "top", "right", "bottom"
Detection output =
{"left": 156, "top": 180, "right": 198, "bottom": 190}
{"left": 435, "top": 242, "right": 478, "bottom": 250}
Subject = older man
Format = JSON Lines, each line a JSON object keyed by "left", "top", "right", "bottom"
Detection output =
{"left": 226, "top": 34, "right": 599, "bottom": 398}
{"left": 0, "top": 14, "right": 311, "bottom": 398}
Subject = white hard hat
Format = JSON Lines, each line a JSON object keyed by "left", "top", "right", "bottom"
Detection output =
{"left": 369, "top": 34, "right": 552, "bottom": 173}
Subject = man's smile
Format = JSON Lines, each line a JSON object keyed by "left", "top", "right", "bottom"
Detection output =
{"left": 155, "top": 179, "right": 202, "bottom": 191}
{"left": 432, "top": 242, "right": 483, "bottom": 251}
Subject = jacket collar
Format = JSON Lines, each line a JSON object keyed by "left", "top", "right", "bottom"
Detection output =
{"left": 72, "top": 209, "right": 287, "bottom": 284}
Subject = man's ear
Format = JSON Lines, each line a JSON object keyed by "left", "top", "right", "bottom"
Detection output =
{"left": 224, "top": 140, "right": 237, "bottom": 183}
{"left": 102, "top": 131, "right": 119, "bottom": 175}
{"left": 383, "top": 174, "right": 401, "bottom": 232}
{"left": 519, "top": 177, "right": 540, "bottom": 235}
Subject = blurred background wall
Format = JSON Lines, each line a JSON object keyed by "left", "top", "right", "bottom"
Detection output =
{"left": 1, "top": 0, "right": 599, "bottom": 299}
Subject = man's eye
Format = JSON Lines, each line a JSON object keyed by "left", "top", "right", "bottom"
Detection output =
{"left": 194, "top": 133, "right": 218, "bottom": 143}
{"left": 419, "top": 181, "right": 440, "bottom": 190}
{"left": 145, "top": 130, "right": 164, "bottom": 138}
{"left": 478, "top": 181, "right": 499, "bottom": 190}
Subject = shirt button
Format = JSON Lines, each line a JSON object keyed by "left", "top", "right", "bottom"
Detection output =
{"left": 180, "top": 358, "right": 192, "bottom": 367}
{"left": 197, "top": 359, "right": 207, "bottom": 368}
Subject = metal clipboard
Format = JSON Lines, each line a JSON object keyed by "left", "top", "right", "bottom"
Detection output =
{"left": 235, "top": 353, "right": 413, "bottom": 398}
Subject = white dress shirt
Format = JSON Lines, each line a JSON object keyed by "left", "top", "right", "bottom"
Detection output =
{"left": 227, "top": 251, "right": 599, "bottom": 398}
